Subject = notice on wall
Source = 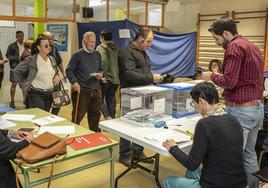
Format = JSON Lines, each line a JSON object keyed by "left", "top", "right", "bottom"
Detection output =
{"left": 119, "top": 29, "right": 130, "bottom": 38}
{"left": 47, "top": 24, "right": 68, "bottom": 51}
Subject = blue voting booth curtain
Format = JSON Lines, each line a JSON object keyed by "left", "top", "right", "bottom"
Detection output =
{"left": 77, "top": 19, "right": 196, "bottom": 77}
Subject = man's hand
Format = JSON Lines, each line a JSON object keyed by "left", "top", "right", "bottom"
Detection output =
{"left": 10, "top": 131, "right": 27, "bottom": 140}
{"left": 162, "top": 139, "right": 176, "bottom": 151}
{"left": 72, "top": 82, "right": 80, "bottom": 93}
{"left": 101, "top": 77, "right": 108, "bottom": 83}
{"left": 202, "top": 71, "right": 213, "bottom": 81}
{"left": 52, "top": 75, "right": 60, "bottom": 86}
{"left": 153, "top": 74, "right": 163, "bottom": 84}
{"left": 96, "top": 73, "right": 103, "bottom": 80}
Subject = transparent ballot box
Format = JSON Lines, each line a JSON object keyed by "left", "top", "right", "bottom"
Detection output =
{"left": 159, "top": 82, "right": 197, "bottom": 118}
{"left": 120, "top": 85, "right": 173, "bottom": 126}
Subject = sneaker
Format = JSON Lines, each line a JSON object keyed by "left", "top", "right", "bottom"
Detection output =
{"left": 134, "top": 154, "right": 154, "bottom": 164}
{"left": 9, "top": 101, "right": 15, "bottom": 108}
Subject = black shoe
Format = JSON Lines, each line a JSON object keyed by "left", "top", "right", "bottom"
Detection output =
{"left": 9, "top": 101, "right": 15, "bottom": 108}
{"left": 135, "top": 154, "right": 154, "bottom": 164}
{"left": 119, "top": 158, "right": 131, "bottom": 167}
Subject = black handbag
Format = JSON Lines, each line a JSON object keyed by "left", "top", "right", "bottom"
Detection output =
{"left": 52, "top": 81, "right": 71, "bottom": 108}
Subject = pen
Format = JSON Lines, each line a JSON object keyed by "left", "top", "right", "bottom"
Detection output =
{"left": 186, "top": 131, "right": 193, "bottom": 136}
{"left": 176, "top": 140, "right": 189, "bottom": 144}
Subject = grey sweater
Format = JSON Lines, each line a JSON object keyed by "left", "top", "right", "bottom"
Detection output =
{"left": 66, "top": 49, "right": 101, "bottom": 90}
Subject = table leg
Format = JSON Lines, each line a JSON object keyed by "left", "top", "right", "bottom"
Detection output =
{"left": 154, "top": 154, "right": 162, "bottom": 188}
{"left": 109, "top": 148, "right": 115, "bottom": 188}
{"left": 23, "top": 170, "right": 31, "bottom": 188}
{"left": 115, "top": 142, "right": 136, "bottom": 188}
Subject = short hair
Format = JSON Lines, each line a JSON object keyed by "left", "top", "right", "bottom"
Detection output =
{"left": 24, "top": 39, "right": 34, "bottom": 49}
{"left": 208, "top": 18, "right": 238, "bottom": 36}
{"left": 16, "top": 30, "right": 24, "bottom": 35}
{"left": 190, "top": 82, "right": 219, "bottom": 105}
{"left": 134, "top": 28, "right": 152, "bottom": 40}
{"left": 82, "top": 31, "right": 96, "bottom": 44}
{"left": 100, "top": 29, "right": 112, "bottom": 41}
{"left": 208, "top": 59, "right": 223, "bottom": 73}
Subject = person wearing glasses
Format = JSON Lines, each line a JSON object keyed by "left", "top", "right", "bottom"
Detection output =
{"left": 43, "top": 31, "right": 67, "bottom": 116}
{"left": 13, "top": 37, "right": 60, "bottom": 112}
{"left": 162, "top": 82, "right": 247, "bottom": 188}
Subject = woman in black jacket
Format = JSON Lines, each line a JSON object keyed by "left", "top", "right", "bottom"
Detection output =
{"left": 0, "top": 129, "right": 33, "bottom": 188}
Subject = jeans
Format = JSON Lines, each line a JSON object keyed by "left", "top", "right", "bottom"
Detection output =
{"left": 119, "top": 138, "right": 144, "bottom": 159}
{"left": 163, "top": 169, "right": 201, "bottom": 188}
{"left": 100, "top": 82, "right": 118, "bottom": 118}
{"left": 225, "top": 104, "right": 264, "bottom": 188}
{"left": 27, "top": 89, "right": 53, "bottom": 112}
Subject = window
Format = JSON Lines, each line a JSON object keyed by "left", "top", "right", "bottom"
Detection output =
{"left": 109, "top": 0, "right": 127, "bottom": 21}
{"left": 129, "top": 0, "right": 146, "bottom": 25}
{"left": 148, "top": 3, "right": 162, "bottom": 26}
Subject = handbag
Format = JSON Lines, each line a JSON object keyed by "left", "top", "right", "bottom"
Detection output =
{"left": 15, "top": 132, "right": 67, "bottom": 188}
{"left": 16, "top": 131, "right": 67, "bottom": 164}
{"left": 52, "top": 80, "right": 71, "bottom": 108}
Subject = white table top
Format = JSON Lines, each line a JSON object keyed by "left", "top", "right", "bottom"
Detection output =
{"left": 99, "top": 115, "right": 200, "bottom": 156}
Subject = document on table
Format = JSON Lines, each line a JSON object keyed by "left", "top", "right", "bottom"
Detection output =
{"left": 2, "top": 114, "right": 36, "bottom": 121}
{"left": 0, "top": 118, "right": 16, "bottom": 129}
{"left": 38, "top": 125, "right": 75, "bottom": 134}
{"left": 32, "top": 115, "right": 65, "bottom": 126}
{"left": 145, "top": 130, "right": 191, "bottom": 145}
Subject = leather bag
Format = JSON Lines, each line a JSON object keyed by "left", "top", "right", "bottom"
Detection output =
{"left": 52, "top": 81, "right": 71, "bottom": 108}
{"left": 16, "top": 131, "right": 67, "bottom": 164}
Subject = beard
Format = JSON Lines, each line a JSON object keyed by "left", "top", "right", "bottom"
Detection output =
{"left": 221, "top": 36, "right": 229, "bottom": 49}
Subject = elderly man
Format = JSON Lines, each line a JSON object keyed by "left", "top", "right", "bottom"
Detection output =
{"left": 202, "top": 18, "right": 264, "bottom": 188}
{"left": 66, "top": 31, "right": 103, "bottom": 132}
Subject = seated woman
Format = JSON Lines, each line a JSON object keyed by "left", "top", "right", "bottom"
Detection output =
{"left": 0, "top": 129, "right": 33, "bottom": 188}
{"left": 14, "top": 37, "right": 60, "bottom": 112}
{"left": 208, "top": 59, "right": 222, "bottom": 74}
{"left": 162, "top": 82, "right": 247, "bottom": 188}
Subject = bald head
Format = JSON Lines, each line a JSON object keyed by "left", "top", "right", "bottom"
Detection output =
{"left": 43, "top": 31, "right": 53, "bottom": 45}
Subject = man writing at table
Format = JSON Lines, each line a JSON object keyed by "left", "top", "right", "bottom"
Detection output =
{"left": 202, "top": 18, "right": 264, "bottom": 188}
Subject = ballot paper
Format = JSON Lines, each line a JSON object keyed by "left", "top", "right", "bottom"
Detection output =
{"left": 2, "top": 114, "right": 36, "bottom": 121}
{"left": 38, "top": 125, "right": 75, "bottom": 135}
{"left": 0, "top": 118, "right": 16, "bottom": 129}
{"left": 32, "top": 115, "right": 65, "bottom": 126}
{"left": 145, "top": 130, "right": 191, "bottom": 145}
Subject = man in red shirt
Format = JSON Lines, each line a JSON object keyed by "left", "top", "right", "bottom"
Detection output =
{"left": 202, "top": 18, "right": 264, "bottom": 188}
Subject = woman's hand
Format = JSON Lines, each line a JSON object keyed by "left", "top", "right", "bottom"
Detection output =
{"left": 10, "top": 131, "right": 27, "bottom": 140}
{"left": 162, "top": 139, "right": 177, "bottom": 151}
{"left": 52, "top": 75, "right": 60, "bottom": 86}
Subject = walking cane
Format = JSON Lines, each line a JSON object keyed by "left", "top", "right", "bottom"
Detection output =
{"left": 74, "top": 91, "right": 80, "bottom": 124}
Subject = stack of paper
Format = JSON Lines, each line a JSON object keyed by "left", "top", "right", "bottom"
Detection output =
{"left": 2, "top": 114, "right": 36, "bottom": 121}
{"left": 145, "top": 130, "right": 191, "bottom": 145}
{"left": 32, "top": 115, "right": 65, "bottom": 126}
{"left": 38, "top": 125, "right": 75, "bottom": 134}
{"left": 0, "top": 118, "right": 16, "bottom": 129}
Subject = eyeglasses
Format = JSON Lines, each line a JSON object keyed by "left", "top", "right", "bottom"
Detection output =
{"left": 44, "top": 45, "right": 52, "bottom": 48}
{"left": 190, "top": 101, "right": 195, "bottom": 108}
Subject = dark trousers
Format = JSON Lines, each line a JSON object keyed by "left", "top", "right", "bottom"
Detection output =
{"left": 100, "top": 82, "right": 118, "bottom": 118}
{"left": 27, "top": 89, "right": 53, "bottom": 112}
{"left": 51, "top": 107, "right": 60, "bottom": 115}
{"left": 119, "top": 138, "right": 144, "bottom": 159}
{"left": 0, "top": 71, "right": 3, "bottom": 89}
{"left": 71, "top": 89, "right": 102, "bottom": 132}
